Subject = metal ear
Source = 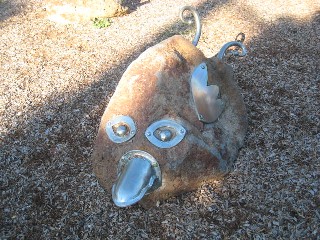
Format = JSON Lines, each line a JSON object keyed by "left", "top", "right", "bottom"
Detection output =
{"left": 190, "top": 62, "right": 225, "bottom": 123}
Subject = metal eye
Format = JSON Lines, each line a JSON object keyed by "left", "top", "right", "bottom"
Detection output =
{"left": 145, "top": 119, "right": 186, "bottom": 148}
{"left": 106, "top": 116, "right": 136, "bottom": 143}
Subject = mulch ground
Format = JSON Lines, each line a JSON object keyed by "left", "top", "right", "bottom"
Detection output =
{"left": 1, "top": 0, "right": 319, "bottom": 239}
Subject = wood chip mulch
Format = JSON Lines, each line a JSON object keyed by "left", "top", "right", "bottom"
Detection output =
{"left": 1, "top": 0, "right": 319, "bottom": 239}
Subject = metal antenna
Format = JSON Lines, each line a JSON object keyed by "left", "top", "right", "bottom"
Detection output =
{"left": 180, "top": 6, "right": 202, "bottom": 46}
{"left": 217, "top": 33, "right": 247, "bottom": 60}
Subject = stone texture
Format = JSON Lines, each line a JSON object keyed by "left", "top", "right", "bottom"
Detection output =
{"left": 92, "top": 35, "right": 248, "bottom": 208}
{"left": 44, "top": 0, "right": 128, "bottom": 24}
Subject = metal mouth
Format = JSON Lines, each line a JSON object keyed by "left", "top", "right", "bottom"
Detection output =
{"left": 112, "top": 151, "right": 161, "bottom": 207}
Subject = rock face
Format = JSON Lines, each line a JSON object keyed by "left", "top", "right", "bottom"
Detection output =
{"left": 92, "top": 35, "right": 247, "bottom": 208}
{"left": 45, "top": 0, "right": 128, "bottom": 24}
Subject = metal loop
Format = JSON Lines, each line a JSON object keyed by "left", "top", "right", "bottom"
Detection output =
{"left": 235, "top": 32, "right": 246, "bottom": 43}
{"left": 180, "top": 6, "right": 202, "bottom": 46}
{"left": 217, "top": 40, "right": 247, "bottom": 61}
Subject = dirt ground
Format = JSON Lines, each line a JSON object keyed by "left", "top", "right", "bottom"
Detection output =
{"left": 1, "top": 0, "right": 319, "bottom": 239}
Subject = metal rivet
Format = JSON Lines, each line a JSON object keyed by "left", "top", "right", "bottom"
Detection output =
{"left": 201, "top": 64, "right": 205, "bottom": 69}
{"left": 146, "top": 131, "right": 151, "bottom": 136}
{"left": 159, "top": 130, "right": 172, "bottom": 142}
{"left": 115, "top": 125, "right": 128, "bottom": 137}
{"left": 180, "top": 129, "right": 185, "bottom": 134}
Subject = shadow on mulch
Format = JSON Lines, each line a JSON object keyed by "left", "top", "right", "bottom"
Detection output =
{"left": 122, "top": 0, "right": 151, "bottom": 11}
{"left": 1, "top": 0, "right": 319, "bottom": 238}
{"left": 0, "top": 0, "right": 26, "bottom": 22}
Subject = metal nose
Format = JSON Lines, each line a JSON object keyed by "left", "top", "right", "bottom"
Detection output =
{"left": 112, "top": 151, "right": 161, "bottom": 207}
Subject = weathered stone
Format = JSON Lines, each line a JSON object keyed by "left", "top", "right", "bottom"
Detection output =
{"left": 44, "top": 0, "right": 128, "bottom": 24}
{"left": 92, "top": 35, "right": 247, "bottom": 208}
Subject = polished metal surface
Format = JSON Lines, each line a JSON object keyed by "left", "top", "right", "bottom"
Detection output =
{"left": 191, "top": 62, "right": 225, "bottom": 123}
{"left": 112, "top": 151, "right": 161, "bottom": 207}
{"left": 159, "top": 129, "right": 173, "bottom": 142}
{"left": 180, "top": 6, "right": 201, "bottom": 46}
{"left": 115, "top": 125, "right": 128, "bottom": 137}
{"left": 217, "top": 41, "right": 247, "bottom": 60}
{"left": 145, "top": 119, "right": 186, "bottom": 148}
{"left": 106, "top": 116, "right": 136, "bottom": 143}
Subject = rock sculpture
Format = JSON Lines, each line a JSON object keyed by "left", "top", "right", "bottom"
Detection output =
{"left": 92, "top": 6, "right": 248, "bottom": 208}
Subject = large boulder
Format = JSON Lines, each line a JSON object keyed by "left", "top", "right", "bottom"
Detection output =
{"left": 92, "top": 35, "right": 247, "bottom": 208}
{"left": 44, "top": 0, "right": 128, "bottom": 24}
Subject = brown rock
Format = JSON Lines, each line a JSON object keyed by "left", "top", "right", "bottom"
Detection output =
{"left": 92, "top": 35, "right": 247, "bottom": 208}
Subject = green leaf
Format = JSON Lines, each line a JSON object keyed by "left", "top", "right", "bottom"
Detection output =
{"left": 92, "top": 17, "right": 112, "bottom": 29}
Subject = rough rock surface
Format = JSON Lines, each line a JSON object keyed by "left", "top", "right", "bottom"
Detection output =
{"left": 44, "top": 0, "right": 128, "bottom": 24}
{"left": 92, "top": 35, "right": 247, "bottom": 207}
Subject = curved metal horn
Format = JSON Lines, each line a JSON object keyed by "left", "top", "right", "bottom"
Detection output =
{"left": 180, "top": 6, "right": 202, "bottom": 46}
{"left": 217, "top": 41, "right": 247, "bottom": 60}
{"left": 217, "top": 33, "right": 247, "bottom": 60}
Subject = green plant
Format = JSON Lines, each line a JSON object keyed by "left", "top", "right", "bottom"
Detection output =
{"left": 92, "top": 17, "right": 112, "bottom": 28}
